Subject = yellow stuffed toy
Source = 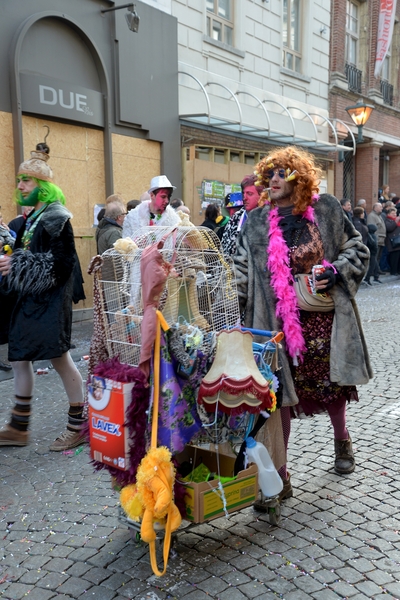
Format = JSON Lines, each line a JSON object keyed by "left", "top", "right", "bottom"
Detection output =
{"left": 136, "top": 446, "right": 182, "bottom": 543}
{"left": 119, "top": 446, "right": 181, "bottom": 544}
{"left": 120, "top": 483, "right": 144, "bottom": 522}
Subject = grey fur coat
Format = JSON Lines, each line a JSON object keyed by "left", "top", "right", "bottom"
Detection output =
{"left": 234, "top": 194, "right": 373, "bottom": 408}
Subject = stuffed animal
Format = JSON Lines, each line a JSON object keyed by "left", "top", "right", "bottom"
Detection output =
{"left": 120, "top": 483, "right": 144, "bottom": 522}
{"left": 113, "top": 237, "right": 138, "bottom": 255}
{"left": 176, "top": 210, "right": 194, "bottom": 228}
{"left": 135, "top": 446, "right": 182, "bottom": 543}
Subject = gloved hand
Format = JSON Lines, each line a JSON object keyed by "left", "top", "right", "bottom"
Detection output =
{"left": 315, "top": 268, "right": 338, "bottom": 291}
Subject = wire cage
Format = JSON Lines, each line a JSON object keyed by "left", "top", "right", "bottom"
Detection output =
{"left": 98, "top": 226, "right": 241, "bottom": 366}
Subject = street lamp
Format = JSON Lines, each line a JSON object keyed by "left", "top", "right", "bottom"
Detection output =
{"left": 345, "top": 99, "right": 374, "bottom": 143}
{"left": 101, "top": 3, "right": 140, "bottom": 33}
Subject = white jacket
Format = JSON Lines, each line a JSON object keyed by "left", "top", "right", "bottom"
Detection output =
{"left": 122, "top": 201, "right": 180, "bottom": 238}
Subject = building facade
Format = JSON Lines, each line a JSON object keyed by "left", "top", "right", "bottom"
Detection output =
{"left": 330, "top": 0, "right": 400, "bottom": 209}
{"left": 142, "top": 0, "right": 349, "bottom": 224}
{"left": 0, "top": 0, "right": 181, "bottom": 313}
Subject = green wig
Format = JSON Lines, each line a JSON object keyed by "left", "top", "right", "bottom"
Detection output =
{"left": 14, "top": 178, "right": 66, "bottom": 206}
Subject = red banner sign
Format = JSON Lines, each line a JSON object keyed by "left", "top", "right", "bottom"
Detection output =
{"left": 375, "top": 0, "right": 397, "bottom": 78}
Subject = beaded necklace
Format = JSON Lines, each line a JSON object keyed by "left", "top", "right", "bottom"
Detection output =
{"left": 21, "top": 204, "right": 48, "bottom": 250}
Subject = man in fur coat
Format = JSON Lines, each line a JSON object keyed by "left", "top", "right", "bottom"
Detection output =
{"left": 123, "top": 175, "right": 180, "bottom": 238}
{"left": 233, "top": 146, "right": 372, "bottom": 500}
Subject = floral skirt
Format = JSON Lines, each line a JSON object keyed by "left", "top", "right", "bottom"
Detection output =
{"left": 290, "top": 311, "right": 358, "bottom": 417}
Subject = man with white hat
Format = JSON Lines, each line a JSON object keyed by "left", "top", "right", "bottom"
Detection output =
{"left": 123, "top": 175, "right": 180, "bottom": 238}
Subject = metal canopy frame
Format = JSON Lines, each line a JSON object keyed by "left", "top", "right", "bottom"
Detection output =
{"left": 179, "top": 71, "right": 354, "bottom": 155}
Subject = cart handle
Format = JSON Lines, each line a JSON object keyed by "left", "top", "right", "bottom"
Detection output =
{"left": 241, "top": 327, "right": 284, "bottom": 343}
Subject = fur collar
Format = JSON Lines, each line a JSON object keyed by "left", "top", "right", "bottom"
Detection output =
{"left": 130, "top": 201, "right": 180, "bottom": 229}
{"left": 40, "top": 202, "right": 73, "bottom": 238}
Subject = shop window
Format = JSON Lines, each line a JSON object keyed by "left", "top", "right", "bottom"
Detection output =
{"left": 214, "top": 149, "right": 226, "bottom": 163}
{"left": 244, "top": 153, "right": 255, "bottom": 165}
{"left": 345, "top": 0, "right": 359, "bottom": 66}
{"left": 206, "top": 0, "right": 234, "bottom": 46}
{"left": 196, "top": 147, "right": 211, "bottom": 161}
{"left": 282, "top": 0, "right": 302, "bottom": 73}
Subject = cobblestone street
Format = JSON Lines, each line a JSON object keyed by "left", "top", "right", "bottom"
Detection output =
{"left": 1, "top": 275, "right": 400, "bottom": 600}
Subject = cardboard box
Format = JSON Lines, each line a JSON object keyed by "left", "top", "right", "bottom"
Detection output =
{"left": 87, "top": 375, "right": 134, "bottom": 471}
{"left": 176, "top": 445, "right": 258, "bottom": 523}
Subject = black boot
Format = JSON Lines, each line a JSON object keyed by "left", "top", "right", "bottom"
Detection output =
{"left": 334, "top": 437, "right": 355, "bottom": 474}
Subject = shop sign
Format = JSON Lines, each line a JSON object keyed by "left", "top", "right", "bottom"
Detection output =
{"left": 20, "top": 73, "right": 104, "bottom": 127}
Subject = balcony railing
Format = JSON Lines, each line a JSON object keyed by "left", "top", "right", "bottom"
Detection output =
{"left": 380, "top": 80, "right": 394, "bottom": 106}
{"left": 345, "top": 63, "right": 362, "bottom": 93}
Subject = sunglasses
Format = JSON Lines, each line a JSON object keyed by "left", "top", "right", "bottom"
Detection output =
{"left": 266, "top": 168, "right": 286, "bottom": 179}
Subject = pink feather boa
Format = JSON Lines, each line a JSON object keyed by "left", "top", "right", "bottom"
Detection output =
{"left": 267, "top": 202, "right": 317, "bottom": 363}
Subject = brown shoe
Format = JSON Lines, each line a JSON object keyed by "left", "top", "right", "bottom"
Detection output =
{"left": 334, "top": 437, "right": 355, "bottom": 474}
{"left": 279, "top": 472, "right": 293, "bottom": 501}
{"left": 253, "top": 472, "right": 293, "bottom": 511}
{"left": 0, "top": 425, "right": 29, "bottom": 446}
{"left": 49, "top": 429, "right": 87, "bottom": 452}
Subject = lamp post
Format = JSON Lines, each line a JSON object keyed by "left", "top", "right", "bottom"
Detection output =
{"left": 345, "top": 99, "right": 374, "bottom": 143}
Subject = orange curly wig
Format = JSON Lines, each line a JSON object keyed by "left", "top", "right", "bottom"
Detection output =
{"left": 255, "top": 146, "right": 322, "bottom": 214}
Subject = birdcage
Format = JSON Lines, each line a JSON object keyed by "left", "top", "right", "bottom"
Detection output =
{"left": 97, "top": 226, "right": 241, "bottom": 366}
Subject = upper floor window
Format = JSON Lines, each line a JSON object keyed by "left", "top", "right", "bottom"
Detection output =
{"left": 346, "top": 0, "right": 359, "bottom": 66}
{"left": 382, "top": 51, "right": 391, "bottom": 81}
{"left": 282, "top": 0, "right": 301, "bottom": 73}
{"left": 206, "top": 0, "right": 234, "bottom": 46}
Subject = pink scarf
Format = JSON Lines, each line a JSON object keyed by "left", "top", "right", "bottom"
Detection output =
{"left": 267, "top": 203, "right": 316, "bottom": 364}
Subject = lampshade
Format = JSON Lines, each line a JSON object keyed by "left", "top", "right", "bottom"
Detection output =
{"left": 345, "top": 100, "right": 374, "bottom": 127}
{"left": 197, "top": 329, "right": 274, "bottom": 415}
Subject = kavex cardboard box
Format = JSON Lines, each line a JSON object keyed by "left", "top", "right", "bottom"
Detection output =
{"left": 176, "top": 445, "right": 258, "bottom": 523}
{"left": 87, "top": 375, "right": 134, "bottom": 471}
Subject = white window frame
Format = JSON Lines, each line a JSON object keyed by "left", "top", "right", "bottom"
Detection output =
{"left": 282, "top": 0, "right": 302, "bottom": 73}
{"left": 206, "top": 0, "right": 234, "bottom": 47}
{"left": 382, "top": 48, "right": 391, "bottom": 81}
{"left": 345, "top": 0, "right": 359, "bottom": 66}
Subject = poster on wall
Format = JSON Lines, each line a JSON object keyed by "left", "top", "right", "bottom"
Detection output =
{"left": 94, "top": 204, "right": 105, "bottom": 227}
{"left": 201, "top": 180, "right": 242, "bottom": 208}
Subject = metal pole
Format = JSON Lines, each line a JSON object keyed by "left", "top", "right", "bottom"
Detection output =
{"left": 101, "top": 4, "right": 133, "bottom": 13}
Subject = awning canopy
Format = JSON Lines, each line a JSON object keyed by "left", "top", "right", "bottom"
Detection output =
{"left": 179, "top": 71, "right": 356, "bottom": 155}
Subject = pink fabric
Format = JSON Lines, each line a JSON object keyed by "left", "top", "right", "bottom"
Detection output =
{"left": 322, "top": 259, "right": 338, "bottom": 274}
{"left": 138, "top": 229, "right": 178, "bottom": 378}
{"left": 267, "top": 207, "right": 309, "bottom": 362}
{"left": 302, "top": 205, "right": 316, "bottom": 223}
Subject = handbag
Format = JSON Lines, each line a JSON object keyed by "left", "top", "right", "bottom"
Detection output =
{"left": 293, "top": 273, "right": 334, "bottom": 312}
{"left": 390, "top": 234, "right": 400, "bottom": 249}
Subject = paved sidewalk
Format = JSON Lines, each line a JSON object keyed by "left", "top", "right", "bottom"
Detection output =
{"left": 1, "top": 276, "right": 400, "bottom": 600}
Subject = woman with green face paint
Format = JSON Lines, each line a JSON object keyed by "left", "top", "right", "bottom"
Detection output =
{"left": 0, "top": 140, "right": 86, "bottom": 452}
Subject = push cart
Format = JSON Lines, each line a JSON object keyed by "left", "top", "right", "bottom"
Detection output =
{"left": 89, "top": 226, "right": 286, "bottom": 573}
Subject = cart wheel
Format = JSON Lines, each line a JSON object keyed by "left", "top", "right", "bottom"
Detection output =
{"left": 268, "top": 502, "right": 281, "bottom": 526}
{"left": 133, "top": 531, "right": 141, "bottom": 542}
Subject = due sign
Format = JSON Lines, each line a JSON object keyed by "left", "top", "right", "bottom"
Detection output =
{"left": 39, "top": 85, "right": 90, "bottom": 114}
{"left": 20, "top": 73, "right": 104, "bottom": 127}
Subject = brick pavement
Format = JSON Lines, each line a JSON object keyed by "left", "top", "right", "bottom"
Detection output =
{"left": 1, "top": 275, "right": 400, "bottom": 600}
